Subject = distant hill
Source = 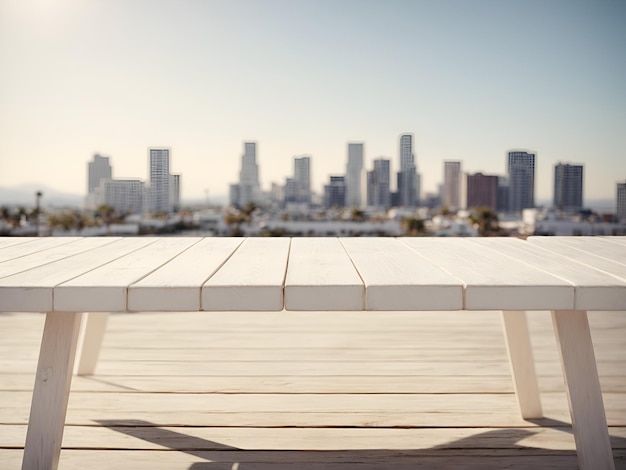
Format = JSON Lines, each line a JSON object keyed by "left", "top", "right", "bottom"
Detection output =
{"left": 0, "top": 183, "right": 228, "bottom": 209}
{"left": 0, "top": 184, "right": 83, "bottom": 208}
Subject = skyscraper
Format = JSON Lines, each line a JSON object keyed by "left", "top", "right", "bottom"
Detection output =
{"left": 324, "top": 176, "right": 346, "bottom": 209}
{"left": 237, "top": 142, "right": 260, "bottom": 207}
{"left": 507, "top": 150, "right": 536, "bottom": 212}
{"left": 442, "top": 161, "right": 462, "bottom": 210}
{"left": 294, "top": 156, "right": 311, "bottom": 205}
{"left": 497, "top": 177, "right": 510, "bottom": 213}
{"left": 149, "top": 148, "right": 170, "bottom": 214}
{"left": 553, "top": 163, "right": 583, "bottom": 213}
{"left": 467, "top": 173, "right": 498, "bottom": 210}
{"left": 170, "top": 174, "right": 181, "bottom": 213}
{"left": 617, "top": 181, "right": 626, "bottom": 222}
{"left": 367, "top": 158, "right": 391, "bottom": 208}
{"left": 88, "top": 154, "right": 112, "bottom": 194}
{"left": 345, "top": 143, "right": 364, "bottom": 208}
{"left": 397, "top": 133, "right": 419, "bottom": 206}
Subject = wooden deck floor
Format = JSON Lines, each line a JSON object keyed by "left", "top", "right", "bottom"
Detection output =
{"left": 1, "top": 310, "right": 625, "bottom": 469}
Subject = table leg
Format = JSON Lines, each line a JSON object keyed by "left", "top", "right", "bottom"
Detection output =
{"left": 501, "top": 310, "right": 542, "bottom": 418}
{"left": 74, "top": 312, "right": 109, "bottom": 375}
{"left": 552, "top": 309, "right": 615, "bottom": 470}
{"left": 22, "top": 312, "right": 83, "bottom": 470}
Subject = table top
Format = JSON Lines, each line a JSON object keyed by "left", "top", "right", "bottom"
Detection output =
{"left": 0, "top": 236, "right": 624, "bottom": 312}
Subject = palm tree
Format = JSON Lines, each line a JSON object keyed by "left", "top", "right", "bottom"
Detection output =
{"left": 403, "top": 217, "right": 426, "bottom": 236}
{"left": 224, "top": 203, "right": 256, "bottom": 236}
{"left": 470, "top": 207, "right": 500, "bottom": 236}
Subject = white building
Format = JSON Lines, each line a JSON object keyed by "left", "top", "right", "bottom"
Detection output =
{"left": 508, "top": 150, "right": 536, "bottom": 212}
{"left": 236, "top": 142, "right": 261, "bottom": 207}
{"left": 533, "top": 209, "right": 626, "bottom": 236}
{"left": 170, "top": 174, "right": 181, "bottom": 213}
{"left": 88, "top": 154, "right": 112, "bottom": 194}
{"left": 442, "top": 161, "right": 463, "bottom": 211}
{"left": 345, "top": 143, "right": 364, "bottom": 208}
{"left": 86, "top": 154, "right": 112, "bottom": 209}
{"left": 294, "top": 156, "right": 311, "bottom": 205}
{"left": 397, "top": 133, "right": 420, "bottom": 206}
{"left": 101, "top": 179, "right": 144, "bottom": 214}
{"left": 367, "top": 158, "right": 391, "bottom": 208}
{"left": 148, "top": 148, "right": 170, "bottom": 214}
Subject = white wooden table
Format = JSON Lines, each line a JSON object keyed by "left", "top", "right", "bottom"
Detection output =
{"left": 0, "top": 236, "right": 624, "bottom": 470}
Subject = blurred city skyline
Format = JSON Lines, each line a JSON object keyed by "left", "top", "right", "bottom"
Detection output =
{"left": 1, "top": 0, "right": 625, "bottom": 201}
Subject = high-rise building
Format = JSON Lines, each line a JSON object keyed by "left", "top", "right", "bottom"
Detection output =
{"left": 283, "top": 178, "right": 298, "bottom": 205}
{"left": 367, "top": 158, "right": 391, "bottom": 208}
{"left": 324, "top": 176, "right": 346, "bottom": 209}
{"left": 101, "top": 179, "right": 144, "bottom": 214}
{"left": 442, "top": 161, "right": 463, "bottom": 210}
{"left": 617, "top": 181, "right": 626, "bottom": 222}
{"left": 229, "top": 184, "right": 240, "bottom": 207}
{"left": 466, "top": 173, "right": 498, "bottom": 210}
{"left": 88, "top": 154, "right": 112, "bottom": 194}
{"left": 169, "top": 174, "right": 181, "bottom": 213}
{"left": 553, "top": 163, "right": 583, "bottom": 213}
{"left": 507, "top": 150, "right": 536, "bottom": 212}
{"left": 397, "top": 133, "right": 419, "bottom": 206}
{"left": 237, "top": 142, "right": 260, "bottom": 207}
{"left": 497, "top": 177, "right": 510, "bottom": 213}
{"left": 149, "top": 148, "right": 170, "bottom": 214}
{"left": 294, "top": 156, "right": 311, "bottom": 205}
{"left": 345, "top": 143, "right": 364, "bottom": 208}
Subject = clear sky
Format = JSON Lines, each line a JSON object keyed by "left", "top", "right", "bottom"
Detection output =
{"left": 1, "top": 0, "right": 625, "bottom": 203}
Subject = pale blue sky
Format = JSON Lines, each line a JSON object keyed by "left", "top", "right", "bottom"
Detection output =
{"left": 1, "top": 0, "right": 624, "bottom": 202}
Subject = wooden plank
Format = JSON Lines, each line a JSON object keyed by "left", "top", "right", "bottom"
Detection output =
{"left": 0, "top": 237, "right": 79, "bottom": 264}
{"left": 0, "top": 391, "right": 587, "bottom": 427}
{"left": 600, "top": 236, "right": 626, "bottom": 247}
{"left": 543, "top": 237, "right": 626, "bottom": 264}
{"left": 128, "top": 238, "right": 243, "bottom": 311}
{"left": 7, "top": 424, "right": 626, "bottom": 451}
{"left": 3, "top": 448, "right": 610, "bottom": 470}
{"left": 469, "top": 238, "right": 626, "bottom": 311}
{"left": 0, "top": 237, "right": 39, "bottom": 249}
{"left": 400, "top": 238, "right": 574, "bottom": 310}
{"left": 54, "top": 238, "right": 201, "bottom": 312}
{"left": 502, "top": 311, "right": 543, "bottom": 419}
{"left": 0, "top": 238, "right": 155, "bottom": 312}
{"left": 340, "top": 238, "right": 463, "bottom": 310}
{"left": 285, "top": 238, "right": 364, "bottom": 310}
{"left": 0, "top": 238, "right": 115, "bottom": 283}
{"left": 9, "top": 372, "right": 626, "bottom": 394}
{"left": 202, "top": 238, "right": 290, "bottom": 311}
{"left": 9, "top": 391, "right": 626, "bottom": 427}
{"left": 552, "top": 310, "right": 615, "bottom": 470}
{"left": 527, "top": 236, "right": 626, "bottom": 281}
{"left": 22, "top": 312, "right": 82, "bottom": 470}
